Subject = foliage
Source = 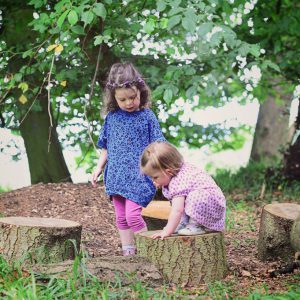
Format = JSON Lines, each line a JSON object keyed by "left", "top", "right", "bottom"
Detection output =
{"left": 0, "top": 0, "right": 271, "bottom": 173}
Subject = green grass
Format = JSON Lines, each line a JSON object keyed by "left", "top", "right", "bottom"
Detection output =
{"left": 0, "top": 186, "right": 11, "bottom": 193}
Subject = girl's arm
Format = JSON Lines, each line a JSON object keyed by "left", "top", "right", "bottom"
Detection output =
{"left": 91, "top": 149, "right": 107, "bottom": 187}
{"left": 152, "top": 196, "right": 185, "bottom": 239}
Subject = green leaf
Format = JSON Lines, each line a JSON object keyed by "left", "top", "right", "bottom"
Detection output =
{"left": 249, "top": 44, "right": 261, "bottom": 58}
{"left": 160, "top": 18, "right": 168, "bottom": 29}
{"left": 167, "top": 15, "right": 181, "bottom": 31}
{"left": 22, "top": 49, "right": 33, "bottom": 59}
{"left": 93, "top": 3, "right": 107, "bottom": 20}
{"left": 144, "top": 19, "right": 156, "bottom": 34}
{"left": 182, "top": 17, "right": 196, "bottom": 32}
{"left": 81, "top": 10, "right": 95, "bottom": 26}
{"left": 157, "top": 0, "right": 167, "bottom": 12}
{"left": 163, "top": 88, "right": 173, "bottom": 104}
{"left": 57, "top": 10, "right": 69, "bottom": 28}
{"left": 94, "top": 35, "right": 104, "bottom": 46}
{"left": 68, "top": 10, "right": 78, "bottom": 26}
{"left": 198, "top": 22, "right": 213, "bottom": 37}
{"left": 71, "top": 25, "right": 85, "bottom": 35}
{"left": 263, "top": 60, "right": 281, "bottom": 72}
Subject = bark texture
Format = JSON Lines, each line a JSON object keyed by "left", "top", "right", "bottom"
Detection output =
{"left": 291, "top": 216, "right": 300, "bottom": 253}
{"left": 19, "top": 95, "right": 72, "bottom": 184}
{"left": 0, "top": 217, "right": 82, "bottom": 264}
{"left": 136, "top": 231, "right": 227, "bottom": 286}
{"left": 33, "top": 256, "right": 162, "bottom": 286}
{"left": 258, "top": 203, "right": 300, "bottom": 262}
{"left": 142, "top": 201, "right": 170, "bottom": 230}
{"left": 250, "top": 87, "right": 292, "bottom": 163}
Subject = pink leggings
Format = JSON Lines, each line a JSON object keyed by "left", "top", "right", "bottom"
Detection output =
{"left": 112, "top": 195, "right": 146, "bottom": 232}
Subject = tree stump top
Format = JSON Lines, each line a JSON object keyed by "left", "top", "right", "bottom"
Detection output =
{"left": 142, "top": 200, "right": 171, "bottom": 220}
{"left": 264, "top": 203, "right": 300, "bottom": 220}
{"left": 0, "top": 217, "right": 80, "bottom": 228}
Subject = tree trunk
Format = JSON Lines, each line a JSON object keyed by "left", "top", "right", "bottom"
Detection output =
{"left": 33, "top": 256, "right": 162, "bottom": 286}
{"left": 283, "top": 100, "right": 300, "bottom": 179}
{"left": 250, "top": 83, "right": 292, "bottom": 163}
{"left": 0, "top": 216, "right": 82, "bottom": 264}
{"left": 257, "top": 203, "right": 300, "bottom": 262}
{"left": 136, "top": 231, "right": 227, "bottom": 286}
{"left": 19, "top": 95, "right": 72, "bottom": 184}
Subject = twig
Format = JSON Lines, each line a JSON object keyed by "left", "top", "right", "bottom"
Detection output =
{"left": 84, "top": 45, "right": 102, "bottom": 154}
{"left": 47, "top": 54, "right": 55, "bottom": 153}
{"left": 19, "top": 76, "right": 48, "bottom": 127}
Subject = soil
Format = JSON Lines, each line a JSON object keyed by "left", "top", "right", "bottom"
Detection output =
{"left": 0, "top": 182, "right": 299, "bottom": 297}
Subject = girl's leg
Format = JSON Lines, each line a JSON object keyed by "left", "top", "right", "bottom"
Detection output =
{"left": 112, "top": 195, "right": 135, "bottom": 255}
{"left": 125, "top": 198, "right": 147, "bottom": 233}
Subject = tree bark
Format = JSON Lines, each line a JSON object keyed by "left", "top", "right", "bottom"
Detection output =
{"left": 33, "top": 256, "right": 162, "bottom": 286}
{"left": 250, "top": 83, "right": 292, "bottom": 163}
{"left": 291, "top": 216, "right": 300, "bottom": 254}
{"left": 257, "top": 203, "right": 300, "bottom": 262}
{"left": 0, "top": 217, "right": 81, "bottom": 264}
{"left": 136, "top": 231, "right": 227, "bottom": 286}
{"left": 283, "top": 100, "right": 300, "bottom": 179}
{"left": 19, "top": 95, "right": 72, "bottom": 184}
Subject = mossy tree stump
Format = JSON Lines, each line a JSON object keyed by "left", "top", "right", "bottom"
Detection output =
{"left": 0, "top": 217, "right": 82, "bottom": 264}
{"left": 258, "top": 203, "right": 300, "bottom": 262}
{"left": 136, "top": 230, "right": 227, "bottom": 286}
{"left": 142, "top": 201, "right": 170, "bottom": 230}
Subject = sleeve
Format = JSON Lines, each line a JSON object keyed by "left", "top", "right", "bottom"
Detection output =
{"left": 97, "top": 114, "right": 109, "bottom": 149}
{"left": 147, "top": 110, "right": 166, "bottom": 143}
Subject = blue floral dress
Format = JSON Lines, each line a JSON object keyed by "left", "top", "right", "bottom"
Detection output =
{"left": 97, "top": 108, "right": 165, "bottom": 207}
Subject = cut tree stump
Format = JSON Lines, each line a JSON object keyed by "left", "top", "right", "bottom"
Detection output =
{"left": 0, "top": 217, "right": 82, "bottom": 264}
{"left": 142, "top": 200, "right": 170, "bottom": 230}
{"left": 136, "top": 230, "right": 227, "bottom": 286}
{"left": 291, "top": 215, "right": 300, "bottom": 254}
{"left": 32, "top": 256, "right": 162, "bottom": 286}
{"left": 257, "top": 203, "right": 300, "bottom": 262}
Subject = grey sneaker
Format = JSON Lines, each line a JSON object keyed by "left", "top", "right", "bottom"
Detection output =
{"left": 174, "top": 221, "right": 188, "bottom": 234}
{"left": 178, "top": 224, "right": 206, "bottom": 236}
{"left": 122, "top": 247, "right": 136, "bottom": 256}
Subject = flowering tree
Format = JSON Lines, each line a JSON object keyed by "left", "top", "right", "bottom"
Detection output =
{"left": 0, "top": 0, "right": 279, "bottom": 183}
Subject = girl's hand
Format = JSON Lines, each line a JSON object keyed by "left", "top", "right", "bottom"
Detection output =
{"left": 151, "top": 229, "right": 171, "bottom": 240}
{"left": 91, "top": 167, "right": 102, "bottom": 187}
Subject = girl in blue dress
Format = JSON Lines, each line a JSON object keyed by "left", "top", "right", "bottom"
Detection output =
{"left": 92, "top": 62, "right": 165, "bottom": 256}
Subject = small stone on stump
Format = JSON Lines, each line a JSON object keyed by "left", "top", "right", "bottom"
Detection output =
{"left": 136, "top": 230, "right": 227, "bottom": 286}
{"left": 257, "top": 203, "right": 300, "bottom": 262}
{"left": 0, "top": 217, "right": 82, "bottom": 264}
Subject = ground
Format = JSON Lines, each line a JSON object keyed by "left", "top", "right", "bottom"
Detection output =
{"left": 0, "top": 182, "right": 299, "bottom": 297}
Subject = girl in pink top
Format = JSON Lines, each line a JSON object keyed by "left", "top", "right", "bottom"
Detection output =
{"left": 141, "top": 141, "right": 226, "bottom": 239}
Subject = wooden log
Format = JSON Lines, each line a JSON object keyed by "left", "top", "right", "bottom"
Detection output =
{"left": 136, "top": 230, "right": 227, "bottom": 286}
{"left": 291, "top": 216, "right": 300, "bottom": 253}
{"left": 32, "top": 256, "right": 162, "bottom": 286}
{"left": 257, "top": 203, "right": 300, "bottom": 262}
{"left": 0, "top": 217, "right": 82, "bottom": 264}
{"left": 142, "top": 201, "right": 170, "bottom": 230}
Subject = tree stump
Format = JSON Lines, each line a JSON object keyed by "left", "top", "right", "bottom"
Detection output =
{"left": 291, "top": 216, "right": 300, "bottom": 253}
{"left": 33, "top": 256, "right": 162, "bottom": 286}
{"left": 257, "top": 203, "right": 300, "bottom": 262}
{"left": 142, "top": 201, "right": 170, "bottom": 230}
{"left": 0, "top": 217, "right": 82, "bottom": 264}
{"left": 136, "top": 230, "right": 227, "bottom": 286}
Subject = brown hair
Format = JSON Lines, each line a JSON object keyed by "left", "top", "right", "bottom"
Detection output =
{"left": 103, "top": 62, "right": 151, "bottom": 113}
{"left": 140, "top": 141, "right": 184, "bottom": 176}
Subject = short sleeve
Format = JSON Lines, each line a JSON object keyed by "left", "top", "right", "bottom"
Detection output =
{"left": 97, "top": 115, "right": 109, "bottom": 149}
{"left": 147, "top": 110, "right": 165, "bottom": 143}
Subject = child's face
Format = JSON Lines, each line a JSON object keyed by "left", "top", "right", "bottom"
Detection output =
{"left": 143, "top": 165, "right": 172, "bottom": 188}
{"left": 114, "top": 86, "right": 141, "bottom": 112}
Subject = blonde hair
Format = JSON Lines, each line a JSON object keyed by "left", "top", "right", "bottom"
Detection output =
{"left": 141, "top": 141, "right": 184, "bottom": 176}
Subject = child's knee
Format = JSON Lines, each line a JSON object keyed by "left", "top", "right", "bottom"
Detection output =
{"left": 127, "top": 215, "right": 146, "bottom": 232}
{"left": 115, "top": 216, "right": 130, "bottom": 229}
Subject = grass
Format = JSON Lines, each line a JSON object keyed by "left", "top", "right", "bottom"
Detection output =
{"left": 1, "top": 162, "right": 300, "bottom": 299}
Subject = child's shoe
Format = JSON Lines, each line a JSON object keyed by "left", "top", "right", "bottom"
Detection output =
{"left": 178, "top": 224, "right": 206, "bottom": 235}
{"left": 122, "top": 246, "right": 136, "bottom": 256}
{"left": 174, "top": 221, "right": 188, "bottom": 234}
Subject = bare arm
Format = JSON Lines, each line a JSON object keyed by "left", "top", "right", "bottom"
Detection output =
{"left": 152, "top": 196, "right": 185, "bottom": 239}
{"left": 91, "top": 149, "right": 107, "bottom": 187}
